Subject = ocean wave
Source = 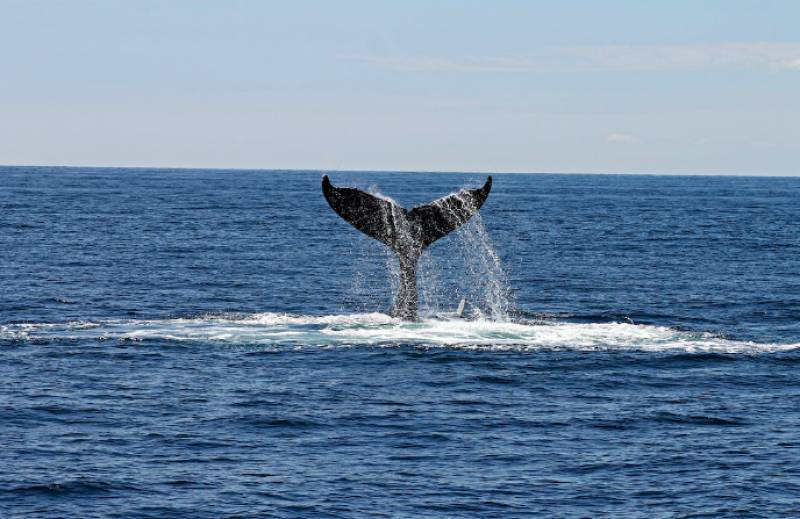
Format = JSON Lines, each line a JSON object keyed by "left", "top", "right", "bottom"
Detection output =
{"left": 2, "top": 312, "right": 798, "bottom": 353}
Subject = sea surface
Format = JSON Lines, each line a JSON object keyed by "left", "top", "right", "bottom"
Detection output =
{"left": 1, "top": 166, "right": 799, "bottom": 518}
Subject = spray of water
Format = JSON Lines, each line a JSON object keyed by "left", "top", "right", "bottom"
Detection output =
{"left": 447, "top": 211, "right": 513, "bottom": 320}
{"left": 340, "top": 185, "right": 401, "bottom": 314}
{"left": 418, "top": 189, "right": 512, "bottom": 320}
{"left": 345, "top": 180, "right": 513, "bottom": 321}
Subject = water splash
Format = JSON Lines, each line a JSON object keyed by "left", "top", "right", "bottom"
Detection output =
{"left": 418, "top": 181, "right": 512, "bottom": 320}
{"left": 448, "top": 211, "right": 512, "bottom": 320}
{"left": 344, "top": 180, "right": 512, "bottom": 320}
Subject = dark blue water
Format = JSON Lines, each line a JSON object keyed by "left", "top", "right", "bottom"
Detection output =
{"left": 2, "top": 166, "right": 799, "bottom": 518}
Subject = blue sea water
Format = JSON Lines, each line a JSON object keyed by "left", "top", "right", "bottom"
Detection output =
{"left": 1, "top": 166, "right": 799, "bottom": 518}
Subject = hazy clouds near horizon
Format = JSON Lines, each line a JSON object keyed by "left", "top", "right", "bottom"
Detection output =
{"left": 1, "top": 1, "right": 799, "bottom": 176}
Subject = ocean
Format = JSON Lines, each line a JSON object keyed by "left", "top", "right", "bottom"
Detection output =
{"left": 1, "top": 166, "right": 799, "bottom": 517}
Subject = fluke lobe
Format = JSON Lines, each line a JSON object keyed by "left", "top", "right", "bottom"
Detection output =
{"left": 322, "top": 175, "right": 492, "bottom": 321}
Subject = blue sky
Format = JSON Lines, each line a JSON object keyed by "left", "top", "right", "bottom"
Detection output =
{"left": 1, "top": 1, "right": 798, "bottom": 175}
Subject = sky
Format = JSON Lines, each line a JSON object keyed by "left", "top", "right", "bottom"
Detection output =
{"left": 1, "top": 0, "right": 799, "bottom": 175}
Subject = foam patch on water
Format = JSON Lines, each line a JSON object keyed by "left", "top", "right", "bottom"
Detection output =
{"left": 2, "top": 313, "right": 798, "bottom": 353}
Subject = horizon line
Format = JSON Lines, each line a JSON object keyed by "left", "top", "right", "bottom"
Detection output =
{"left": 1, "top": 163, "right": 797, "bottom": 179}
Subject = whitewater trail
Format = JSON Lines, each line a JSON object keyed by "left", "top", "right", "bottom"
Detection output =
{"left": 2, "top": 312, "right": 798, "bottom": 353}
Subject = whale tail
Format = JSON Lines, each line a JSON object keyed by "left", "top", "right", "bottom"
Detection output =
{"left": 322, "top": 175, "right": 492, "bottom": 320}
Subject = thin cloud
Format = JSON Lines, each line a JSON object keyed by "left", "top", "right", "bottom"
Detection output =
{"left": 361, "top": 43, "right": 800, "bottom": 73}
{"left": 607, "top": 133, "right": 637, "bottom": 144}
{"left": 358, "top": 56, "right": 528, "bottom": 73}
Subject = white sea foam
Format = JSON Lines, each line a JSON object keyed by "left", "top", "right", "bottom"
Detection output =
{"left": 2, "top": 313, "right": 797, "bottom": 353}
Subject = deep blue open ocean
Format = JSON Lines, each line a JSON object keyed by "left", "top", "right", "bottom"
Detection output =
{"left": 1, "top": 166, "right": 799, "bottom": 518}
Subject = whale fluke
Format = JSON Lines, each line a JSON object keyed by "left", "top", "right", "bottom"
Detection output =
{"left": 322, "top": 175, "right": 492, "bottom": 321}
